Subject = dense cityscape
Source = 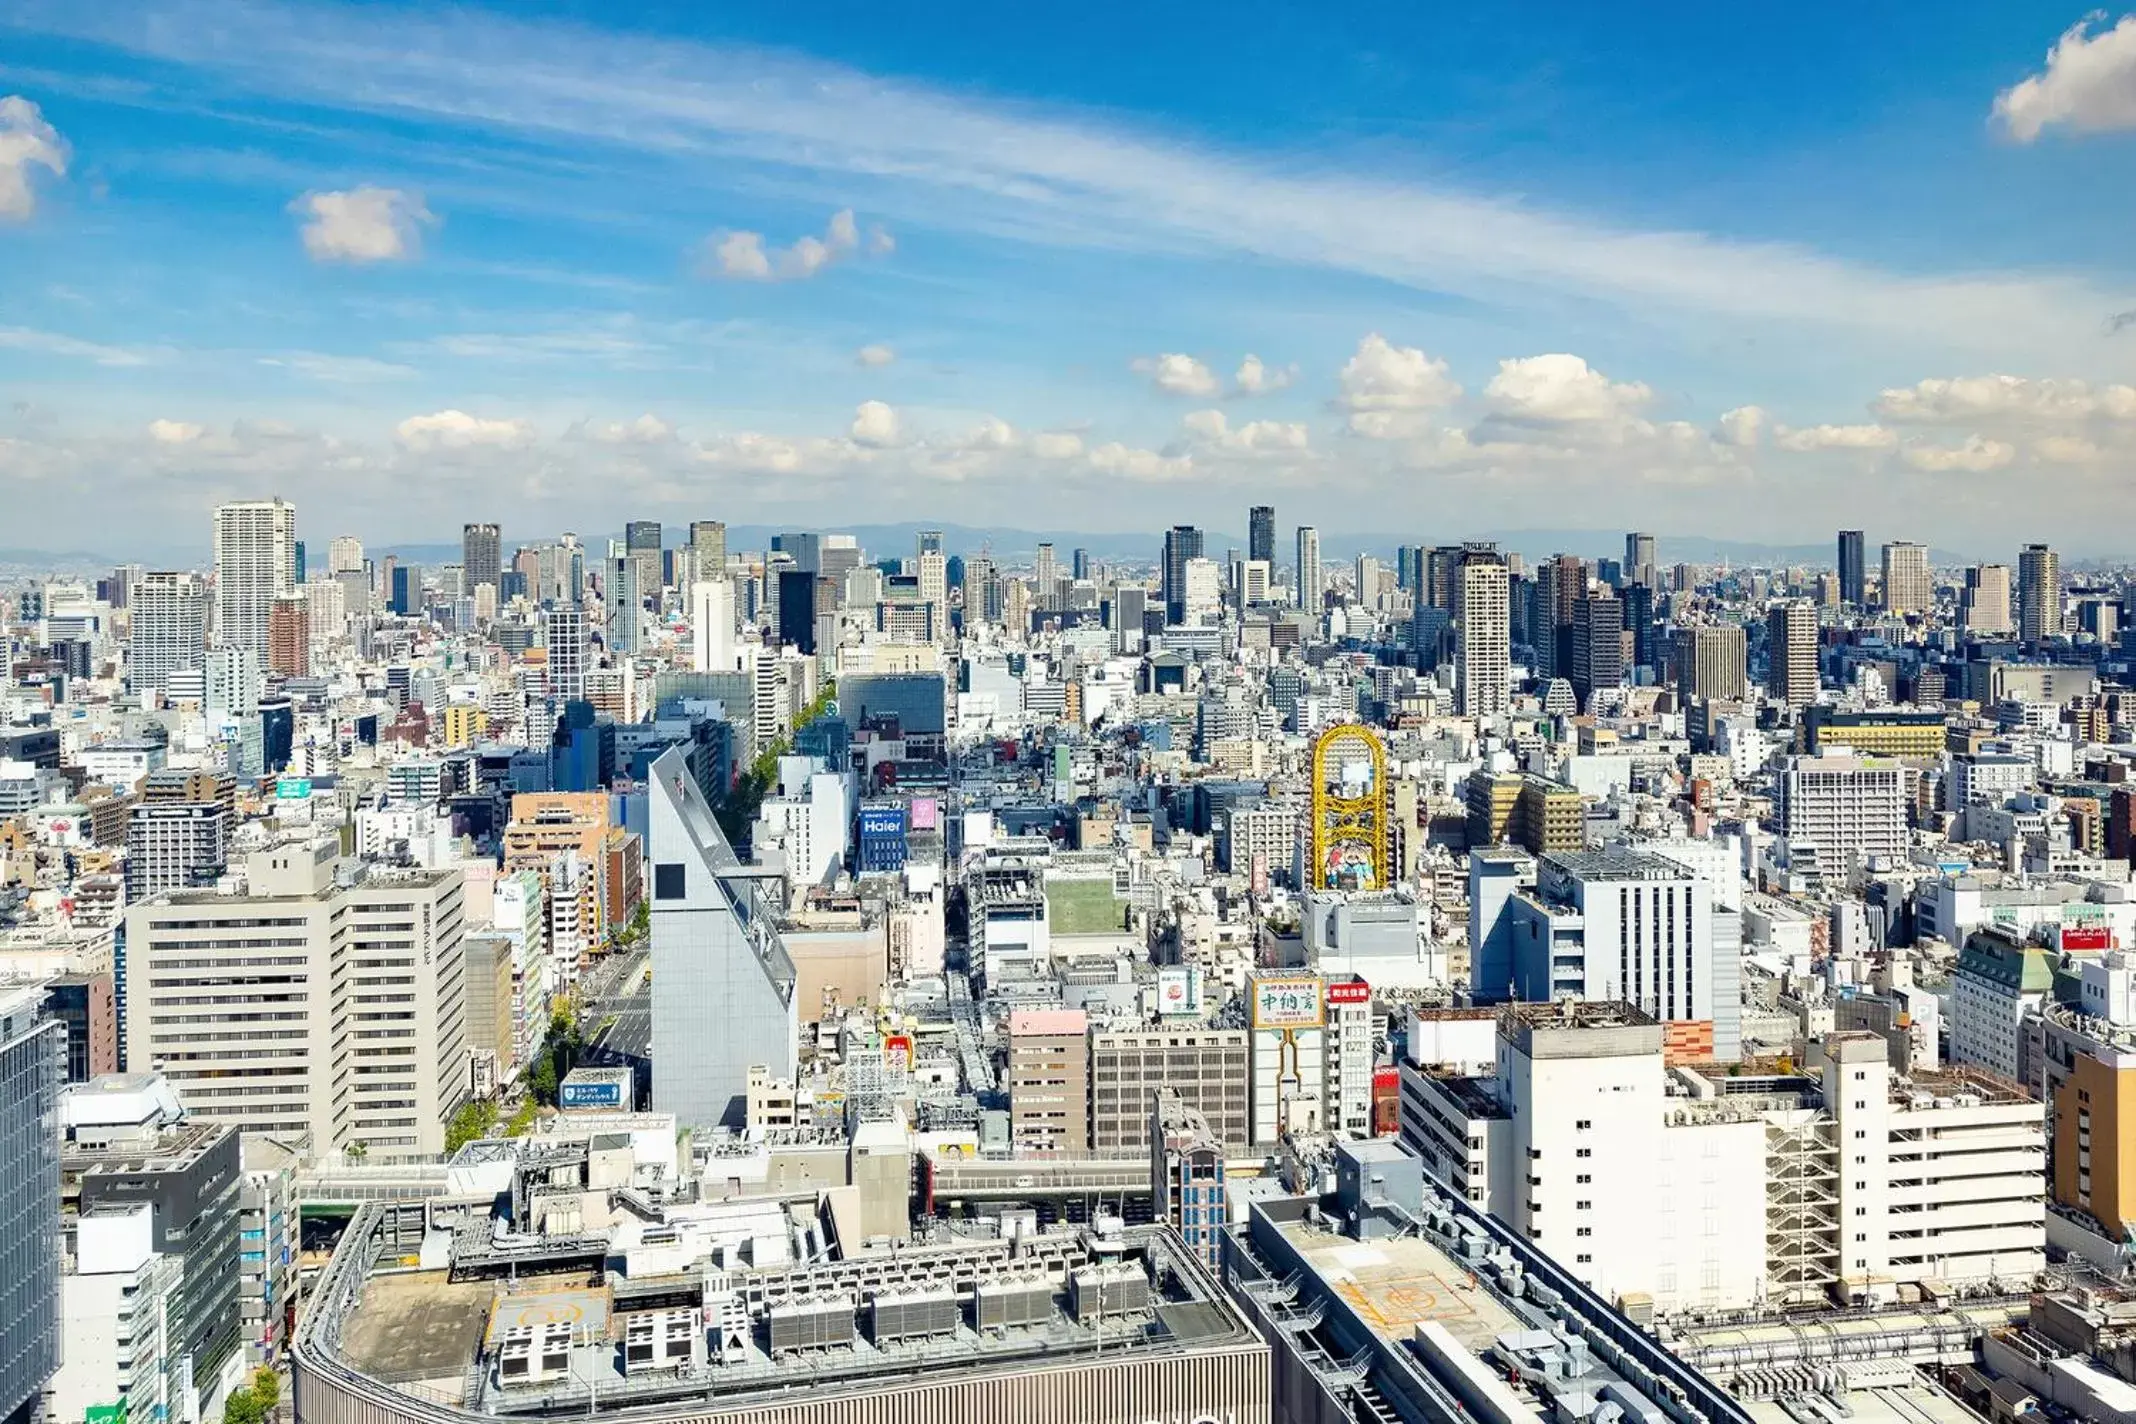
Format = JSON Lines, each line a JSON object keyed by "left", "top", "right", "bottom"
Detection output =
{"left": 3, "top": 503, "right": 2136, "bottom": 1424}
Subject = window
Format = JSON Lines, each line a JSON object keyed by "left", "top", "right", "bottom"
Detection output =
{"left": 1575, "top": 1118, "right": 1592, "bottom": 1130}
{"left": 1576, "top": 1148, "right": 1592, "bottom": 1158}
{"left": 1576, "top": 1227, "right": 1592, "bottom": 1237}
{"left": 1576, "top": 1174, "right": 1591, "bottom": 1184}
{"left": 654, "top": 863, "right": 687, "bottom": 900}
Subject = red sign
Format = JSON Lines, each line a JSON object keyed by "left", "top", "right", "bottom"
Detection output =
{"left": 1372, "top": 1066, "right": 1399, "bottom": 1092}
{"left": 1326, "top": 978, "right": 1371, "bottom": 1005}
{"left": 2063, "top": 926, "right": 2113, "bottom": 952}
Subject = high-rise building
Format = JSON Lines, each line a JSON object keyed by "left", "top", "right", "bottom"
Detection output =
{"left": 1161, "top": 524, "right": 1204, "bottom": 625}
{"left": 1247, "top": 504, "right": 1275, "bottom": 566}
{"left": 624, "top": 519, "right": 663, "bottom": 604}
{"left": 688, "top": 520, "right": 727, "bottom": 580}
{"left": 125, "top": 802, "right": 228, "bottom": 903}
{"left": 212, "top": 498, "right": 297, "bottom": 657}
{"left": 2019, "top": 542, "right": 2061, "bottom": 646}
{"left": 1880, "top": 541, "right": 1931, "bottom": 615}
{"left": 604, "top": 555, "right": 642, "bottom": 655}
{"left": 776, "top": 568, "right": 818, "bottom": 653}
{"left": 267, "top": 592, "right": 310, "bottom": 677}
{"left": 388, "top": 562, "right": 421, "bottom": 617}
{"left": 915, "top": 528, "right": 944, "bottom": 557}
{"left": 1006, "top": 1008, "right": 1089, "bottom": 1155}
{"left": 1782, "top": 753, "right": 1908, "bottom": 885}
{"left": 1454, "top": 544, "right": 1510, "bottom": 717}
{"left": 1031, "top": 543, "right": 1057, "bottom": 609}
{"left": 1837, "top": 529, "right": 1866, "bottom": 607}
{"left": 917, "top": 545, "right": 948, "bottom": 624}
{"left": 128, "top": 570, "right": 210, "bottom": 695}
{"left": 545, "top": 602, "right": 588, "bottom": 701}
{"left": 1294, "top": 525, "right": 1320, "bottom": 612}
{"left": 691, "top": 577, "right": 736, "bottom": 672}
{"left": 0, "top": 985, "right": 62, "bottom": 1424}
{"left": 1765, "top": 599, "right": 1818, "bottom": 706}
{"left": 461, "top": 522, "right": 501, "bottom": 592}
{"left": 1962, "top": 563, "right": 2013, "bottom": 636}
{"left": 1569, "top": 591, "right": 1623, "bottom": 710}
{"left": 326, "top": 534, "right": 364, "bottom": 576}
{"left": 124, "top": 841, "right": 469, "bottom": 1154}
{"left": 1070, "top": 547, "right": 1091, "bottom": 582}
{"left": 1624, "top": 531, "right": 1657, "bottom": 588}
{"left": 1672, "top": 624, "right": 1748, "bottom": 702}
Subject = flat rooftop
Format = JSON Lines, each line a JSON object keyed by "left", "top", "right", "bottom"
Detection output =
{"left": 1272, "top": 1214, "right": 1524, "bottom": 1367}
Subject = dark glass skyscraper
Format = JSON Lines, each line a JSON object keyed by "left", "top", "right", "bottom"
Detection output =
{"left": 1838, "top": 529, "right": 1866, "bottom": 607}
{"left": 462, "top": 521, "right": 502, "bottom": 590}
{"left": 1247, "top": 505, "right": 1275, "bottom": 566}
{"left": 1162, "top": 524, "right": 1204, "bottom": 625}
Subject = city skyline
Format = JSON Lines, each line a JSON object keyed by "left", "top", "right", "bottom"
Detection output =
{"left": 2, "top": 3, "right": 2135, "bottom": 547}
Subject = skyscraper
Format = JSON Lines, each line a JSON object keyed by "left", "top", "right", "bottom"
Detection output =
{"left": 1880, "top": 541, "right": 1931, "bottom": 615}
{"left": 1294, "top": 526, "right": 1320, "bottom": 612}
{"left": 691, "top": 576, "right": 736, "bottom": 672}
{"left": 1071, "top": 547, "right": 1091, "bottom": 582}
{"left": 1837, "top": 530, "right": 1866, "bottom": 607}
{"left": 129, "top": 570, "right": 210, "bottom": 694}
{"left": 1454, "top": 544, "right": 1510, "bottom": 717}
{"left": 1033, "top": 543, "right": 1058, "bottom": 608}
{"left": 327, "top": 534, "right": 364, "bottom": 576}
{"left": 2019, "top": 543, "right": 2061, "bottom": 647}
{"left": 1962, "top": 563, "right": 2013, "bottom": 636}
{"left": 1672, "top": 625, "right": 1748, "bottom": 702}
{"left": 0, "top": 985, "right": 62, "bottom": 1424}
{"left": 624, "top": 520, "right": 662, "bottom": 604}
{"left": 267, "top": 593, "right": 310, "bottom": 677}
{"left": 545, "top": 602, "right": 588, "bottom": 701}
{"left": 605, "top": 555, "right": 643, "bottom": 655}
{"left": 461, "top": 522, "right": 502, "bottom": 593}
{"left": 1766, "top": 599, "right": 1819, "bottom": 707}
{"left": 1161, "top": 524, "right": 1204, "bottom": 626}
{"left": 776, "top": 568, "right": 818, "bottom": 653}
{"left": 689, "top": 520, "right": 728, "bottom": 581}
{"left": 1247, "top": 505, "right": 1275, "bottom": 567}
{"left": 916, "top": 528, "right": 944, "bottom": 556}
{"left": 212, "top": 498, "right": 297, "bottom": 658}
{"left": 1624, "top": 531, "right": 1657, "bottom": 588}
{"left": 1570, "top": 591, "right": 1624, "bottom": 711}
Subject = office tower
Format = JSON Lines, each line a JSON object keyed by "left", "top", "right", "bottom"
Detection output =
{"left": 0, "top": 985, "right": 62, "bottom": 1424}
{"left": 688, "top": 520, "right": 727, "bottom": 580}
{"left": 776, "top": 568, "right": 818, "bottom": 653}
{"left": 1837, "top": 530, "right": 1866, "bottom": 607}
{"left": 1765, "top": 599, "right": 1819, "bottom": 706}
{"left": 1569, "top": 591, "right": 1623, "bottom": 710}
{"left": 1454, "top": 544, "right": 1510, "bottom": 717}
{"left": 2019, "top": 543, "right": 2061, "bottom": 646}
{"left": 1161, "top": 524, "right": 1204, "bottom": 625}
{"left": 624, "top": 519, "right": 662, "bottom": 604}
{"left": 326, "top": 534, "right": 363, "bottom": 576}
{"left": 545, "top": 602, "right": 588, "bottom": 701}
{"left": 1070, "top": 547, "right": 1091, "bottom": 582}
{"left": 1247, "top": 504, "right": 1275, "bottom": 566}
{"left": 1622, "top": 580, "right": 1658, "bottom": 670}
{"left": 1625, "top": 531, "right": 1657, "bottom": 589}
{"left": 212, "top": 497, "right": 297, "bottom": 657}
{"left": 1294, "top": 526, "right": 1320, "bottom": 611}
{"left": 265, "top": 592, "right": 309, "bottom": 677}
{"left": 1007, "top": 1008, "right": 1089, "bottom": 1154}
{"left": 125, "top": 802, "right": 228, "bottom": 902}
{"left": 460, "top": 522, "right": 502, "bottom": 594}
{"left": 1782, "top": 753, "right": 1907, "bottom": 885}
{"left": 917, "top": 547, "right": 948, "bottom": 625}
{"left": 125, "top": 842, "right": 469, "bottom": 1153}
{"left": 388, "top": 562, "right": 421, "bottom": 616}
{"left": 1673, "top": 624, "right": 1748, "bottom": 702}
{"left": 647, "top": 746, "right": 798, "bottom": 1127}
{"left": 1353, "top": 553, "right": 1382, "bottom": 609}
{"left": 1032, "top": 543, "right": 1057, "bottom": 609}
{"left": 604, "top": 555, "right": 642, "bottom": 655}
{"left": 1880, "top": 540, "right": 1931, "bottom": 615}
{"left": 1962, "top": 563, "right": 2013, "bottom": 636}
{"left": 915, "top": 528, "right": 944, "bottom": 557}
{"left": 691, "top": 577, "right": 736, "bottom": 672}
{"left": 128, "top": 570, "right": 209, "bottom": 694}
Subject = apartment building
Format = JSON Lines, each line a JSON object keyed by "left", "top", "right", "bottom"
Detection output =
{"left": 1089, "top": 1025, "right": 1250, "bottom": 1152}
{"left": 1780, "top": 751, "right": 1908, "bottom": 886}
{"left": 1463, "top": 770, "right": 1583, "bottom": 856}
{"left": 122, "top": 838, "right": 469, "bottom": 1155}
{"left": 503, "top": 791, "right": 615, "bottom": 979}
{"left": 1006, "top": 1008, "right": 1089, "bottom": 1154}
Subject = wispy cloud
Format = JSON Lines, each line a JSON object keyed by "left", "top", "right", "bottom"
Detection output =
{"left": 10, "top": 0, "right": 2129, "bottom": 365}
{"left": 0, "top": 325, "right": 158, "bottom": 366}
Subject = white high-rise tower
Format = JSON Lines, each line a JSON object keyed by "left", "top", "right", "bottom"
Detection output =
{"left": 212, "top": 498, "right": 298, "bottom": 657}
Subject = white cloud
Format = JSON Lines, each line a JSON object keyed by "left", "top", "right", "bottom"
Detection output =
{"left": 1875, "top": 373, "right": 2136, "bottom": 423}
{"left": 1484, "top": 353, "right": 1652, "bottom": 423}
{"left": 696, "top": 431, "right": 808, "bottom": 473}
{"left": 959, "top": 416, "right": 1017, "bottom": 450}
{"left": 258, "top": 352, "right": 418, "bottom": 383}
{"left": 1774, "top": 422, "right": 1897, "bottom": 452}
{"left": 1337, "top": 333, "right": 1461, "bottom": 413}
{"left": 701, "top": 208, "right": 888, "bottom": 281}
{"left": 855, "top": 343, "right": 896, "bottom": 367}
{"left": 1715, "top": 405, "right": 1766, "bottom": 447}
{"left": 1030, "top": 431, "right": 1084, "bottom": 459}
{"left": 147, "top": 419, "right": 203, "bottom": 444}
{"left": 850, "top": 399, "right": 900, "bottom": 447}
{"left": 0, "top": 96, "right": 68, "bottom": 221}
{"left": 1900, "top": 435, "right": 2015, "bottom": 473}
{"left": 1087, "top": 441, "right": 1195, "bottom": 482}
{"left": 1135, "top": 352, "right": 1220, "bottom": 397}
{"left": 1994, "top": 15, "right": 2136, "bottom": 142}
{"left": 289, "top": 186, "right": 435, "bottom": 263}
{"left": 1234, "top": 353, "right": 1296, "bottom": 394}
{"left": 0, "top": 325, "right": 152, "bottom": 366}
{"left": 1182, "top": 408, "right": 1309, "bottom": 452}
{"left": 395, "top": 408, "right": 533, "bottom": 450}
{"left": 585, "top": 413, "right": 673, "bottom": 444}
{"left": 2035, "top": 434, "right": 2104, "bottom": 464}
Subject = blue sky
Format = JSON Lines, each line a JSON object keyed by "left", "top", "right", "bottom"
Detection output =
{"left": 3, "top": 0, "right": 2136, "bottom": 556}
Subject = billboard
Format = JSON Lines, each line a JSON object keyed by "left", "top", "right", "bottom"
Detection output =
{"left": 859, "top": 806, "right": 905, "bottom": 837}
{"left": 1251, "top": 976, "right": 1324, "bottom": 1030}
{"left": 1157, "top": 966, "right": 1205, "bottom": 1018}
{"left": 910, "top": 796, "right": 940, "bottom": 831}
{"left": 2063, "top": 926, "right": 2113, "bottom": 952}
{"left": 1326, "top": 978, "right": 1371, "bottom": 1006}
{"left": 559, "top": 1077, "right": 624, "bottom": 1109}
{"left": 275, "top": 777, "right": 313, "bottom": 799}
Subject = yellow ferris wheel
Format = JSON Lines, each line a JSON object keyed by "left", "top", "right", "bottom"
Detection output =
{"left": 1309, "top": 722, "right": 1389, "bottom": 891}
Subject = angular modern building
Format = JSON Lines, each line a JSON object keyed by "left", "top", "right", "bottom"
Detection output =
{"left": 0, "top": 985, "right": 62, "bottom": 1424}
{"left": 647, "top": 746, "right": 798, "bottom": 1128}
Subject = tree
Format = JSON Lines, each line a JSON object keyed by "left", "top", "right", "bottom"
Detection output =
{"left": 222, "top": 1367, "right": 280, "bottom": 1424}
{"left": 445, "top": 1099, "right": 499, "bottom": 1153}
